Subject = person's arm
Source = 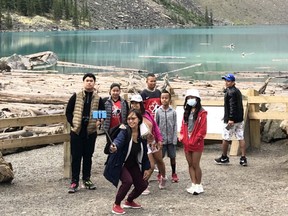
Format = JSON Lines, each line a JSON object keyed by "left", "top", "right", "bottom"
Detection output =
{"left": 142, "top": 139, "right": 153, "bottom": 180}
{"left": 228, "top": 89, "right": 237, "bottom": 122}
{"left": 155, "top": 109, "right": 160, "bottom": 125}
{"left": 195, "top": 111, "right": 207, "bottom": 142}
{"left": 173, "top": 111, "right": 178, "bottom": 145}
{"left": 98, "top": 97, "right": 105, "bottom": 110}
{"left": 178, "top": 118, "right": 185, "bottom": 142}
{"left": 65, "top": 93, "right": 76, "bottom": 127}
{"left": 151, "top": 116, "right": 163, "bottom": 143}
{"left": 111, "top": 128, "right": 128, "bottom": 151}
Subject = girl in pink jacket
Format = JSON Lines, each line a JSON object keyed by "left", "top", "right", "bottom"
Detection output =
{"left": 179, "top": 89, "right": 207, "bottom": 195}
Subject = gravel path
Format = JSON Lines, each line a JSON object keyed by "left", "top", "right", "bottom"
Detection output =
{"left": 1, "top": 135, "right": 288, "bottom": 216}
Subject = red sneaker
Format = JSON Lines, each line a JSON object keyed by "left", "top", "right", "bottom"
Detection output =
{"left": 112, "top": 204, "right": 125, "bottom": 214}
{"left": 172, "top": 173, "right": 179, "bottom": 183}
{"left": 157, "top": 173, "right": 161, "bottom": 183}
{"left": 123, "top": 200, "right": 142, "bottom": 209}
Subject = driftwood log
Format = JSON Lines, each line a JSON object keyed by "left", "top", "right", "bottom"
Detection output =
{"left": 258, "top": 77, "right": 273, "bottom": 112}
{"left": 0, "top": 125, "right": 64, "bottom": 140}
{"left": 0, "top": 92, "right": 68, "bottom": 104}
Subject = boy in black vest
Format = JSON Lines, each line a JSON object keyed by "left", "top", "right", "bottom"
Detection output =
{"left": 65, "top": 73, "right": 105, "bottom": 193}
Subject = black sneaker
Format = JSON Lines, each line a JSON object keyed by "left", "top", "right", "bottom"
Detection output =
{"left": 83, "top": 179, "right": 96, "bottom": 190}
{"left": 68, "top": 182, "right": 78, "bottom": 193}
{"left": 240, "top": 156, "right": 248, "bottom": 166}
{"left": 214, "top": 155, "right": 230, "bottom": 164}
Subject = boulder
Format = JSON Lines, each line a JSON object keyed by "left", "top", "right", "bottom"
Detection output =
{"left": 261, "top": 120, "right": 288, "bottom": 143}
{"left": 0, "top": 152, "right": 14, "bottom": 183}
{"left": 280, "top": 120, "right": 288, "bottom": 134}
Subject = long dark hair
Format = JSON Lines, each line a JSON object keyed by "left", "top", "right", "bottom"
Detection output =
{"left": 183, "top": 97, "right": 202, "bottom": 123}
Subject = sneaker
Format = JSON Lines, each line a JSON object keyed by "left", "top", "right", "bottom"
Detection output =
{"left": 112, "top": 204, "right": 125, "bottom": 215}
{"left": 240, "top": 156, "right": 248, "bottom": 166}
{"left": 68, "top": 182, "right": 78, "bottom": 193}
{"left": 157, "top": 173, "right": 162, "bottom": 183}
{"left": 154, "top": 165, "right": 159, "bottom": 172}
{"left": 171, "top": 173, "right": 179, "bottom": 183}
{"left": 83, "top": 179, "right": 96, "bottom": 190}
{"left": 186, "top": 183, "right": 196, "bottom": 194}
{"left": 186, "top": 183, "right": 204, "bottom": 195}
{"left": 159, "top": 176, "right": 167, "bottom": 189}
{"left": 196, "top": 184, "right": 204, "bottom": 194}
{"left": 141, "top": 187, "right": 150, "bottom": 195}
{"left": 123, "top": 200, "right": 142, "bottom": 209}
{"left": 214, "top": 155, "right": 230, "bottom": 164}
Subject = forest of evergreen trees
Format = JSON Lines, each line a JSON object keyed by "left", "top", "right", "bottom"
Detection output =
{"left": 0, "top": 0, "right": 90, "bottom": 30}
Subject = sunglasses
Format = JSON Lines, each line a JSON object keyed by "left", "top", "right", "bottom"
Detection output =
{"left": 127, "top": 117, "right": 137, "bottom": 121}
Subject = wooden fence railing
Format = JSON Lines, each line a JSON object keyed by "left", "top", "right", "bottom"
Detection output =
{"left": 0, "top": 88, "right": 287, "bottom": 177}
{"left": 0, "top": 114, "right": 71, "bottom": 177}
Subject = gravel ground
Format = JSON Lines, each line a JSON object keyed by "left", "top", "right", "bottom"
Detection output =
{"left": 1, "top": 135, "right": 288, "bottom": 216}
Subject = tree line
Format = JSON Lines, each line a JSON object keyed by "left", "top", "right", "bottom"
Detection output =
{"left": 0, "top": 0, "right": 90, "bottom": 30}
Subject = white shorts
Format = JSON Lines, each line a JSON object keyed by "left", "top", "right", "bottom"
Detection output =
{"left": 222, "top": 121, "right": 244, "bottom": 141}
{"left": 147, "top": 141, "right": 159, "bottom": 154}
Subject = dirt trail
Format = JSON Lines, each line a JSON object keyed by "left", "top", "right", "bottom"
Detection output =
{"left": 1, "top": 135, "right": 287, "bottom": 216}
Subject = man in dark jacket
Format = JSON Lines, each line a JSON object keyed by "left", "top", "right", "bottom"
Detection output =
{"left": 65, "top": 73, "right": 105, "bottom": 193}
{"left": 214, "top": 74, "right": 248, "bottom": 166}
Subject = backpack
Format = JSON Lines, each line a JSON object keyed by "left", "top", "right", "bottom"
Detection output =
{"left": 103, "top": 124, "right": 130, "bottom": 154}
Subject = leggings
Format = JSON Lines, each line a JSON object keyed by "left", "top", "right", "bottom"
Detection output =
{"left": 115, "top": 164, "right": 148, "bottom": 205}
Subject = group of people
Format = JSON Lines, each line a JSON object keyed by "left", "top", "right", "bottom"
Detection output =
{"left": 65, "top": 72, "right": 247, "bottom": 215}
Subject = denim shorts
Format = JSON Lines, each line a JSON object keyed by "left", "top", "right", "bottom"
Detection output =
{"left": 162, "top": 144, "right": 176, "bottom": 159}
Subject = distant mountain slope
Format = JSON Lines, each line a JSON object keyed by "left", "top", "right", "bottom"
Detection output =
{"left": 84, "top": 0, "right": 288, "bottom": 29}
{"left": 3, "top": 0, "right": 288, "bottom": 32}
{"left": 191, "top": 0, "right": 288, "bottom": 25}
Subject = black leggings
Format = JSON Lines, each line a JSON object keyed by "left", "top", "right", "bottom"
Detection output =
{"left": 70, "top": 132, "right": 96, "bottom": 183}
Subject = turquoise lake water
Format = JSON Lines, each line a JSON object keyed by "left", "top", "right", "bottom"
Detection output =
{"left": 1, "top": 25, "right": 288, "bottom": 81}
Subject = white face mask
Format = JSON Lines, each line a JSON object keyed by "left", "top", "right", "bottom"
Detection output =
{"left": 187, "top": 98, "right": 197, "bottom": 107}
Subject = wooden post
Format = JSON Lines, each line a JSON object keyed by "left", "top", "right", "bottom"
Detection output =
{"left": 63, "top": 122, "right": 71, "bottom": 179}
{"left": 230, "top": 140, "right": 240, "bottom": 156}
{"left": 247, "top": 88, "right": 261, "bottom": 148}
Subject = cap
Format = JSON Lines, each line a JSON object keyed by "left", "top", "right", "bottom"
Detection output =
{"left": 130, "top": 94, "right": 143, "bottom": 102}
{"left": 222, "top": 74, "right": 235, "bottom": 81}
{"left": 185, "top": 89, "right": 200, "bottom": 99}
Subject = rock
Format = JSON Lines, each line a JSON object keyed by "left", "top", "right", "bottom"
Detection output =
{"left": 261, "top": 120, "right": 288, "bottom": 143}
{"left": 280, "top": 120, "right": 288, "bottom": 134}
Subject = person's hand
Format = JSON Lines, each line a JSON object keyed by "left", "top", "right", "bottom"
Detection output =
{"left": 147, "top": 133, "right": 154, "bottom": 144}
{"left": 96, "top": 120, "right": 101, "bottom": 127}
{"left": 143, "top": 169, "right": 153, "bottom": 181}
{"left": 157, "top": 142, "right": 163, "bottom": 150}
{"left": 109, "top": 144, "right": 117, "bottom": 153}
{"left": 227, "top": 120, "right": 234, "bottom": 126}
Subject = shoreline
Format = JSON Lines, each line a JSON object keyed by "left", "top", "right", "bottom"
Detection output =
{"left": 1, "top": 70, "right": 287, "bottom": 97}
{"left": 0, "top": 71, "right": 287, "bottom": 115}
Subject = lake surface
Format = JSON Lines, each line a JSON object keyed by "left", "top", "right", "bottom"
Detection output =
{"left": 1, "top": 25, "right": 288, "bottom": 81}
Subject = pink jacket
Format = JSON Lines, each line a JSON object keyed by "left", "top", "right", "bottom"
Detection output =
{"left": 143, "top": 112, "right": 163, "bottom": 143}
{"left": 179, "top": 109, "right": 207, "bottom": 152}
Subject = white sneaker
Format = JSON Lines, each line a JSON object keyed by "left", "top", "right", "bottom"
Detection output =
{"left": 141, "top": 187, "right": 150, "bottom": 195}
{"left": 186, "top": 183, "right": 196, "bottom": 194}
{"left": 196, "top": 184, "right": 204, "bottom": 194}
{"left": 159, "top": 176, "right": 167, "bottom": 189}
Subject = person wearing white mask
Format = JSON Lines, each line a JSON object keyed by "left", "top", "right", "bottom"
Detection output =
{"left": 179, "top": 89, "right": 207, "bottom": 195}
